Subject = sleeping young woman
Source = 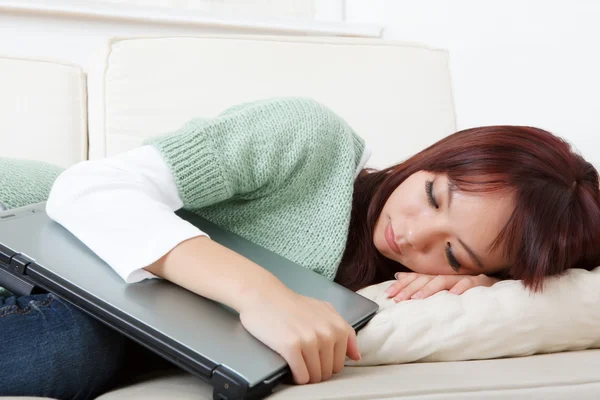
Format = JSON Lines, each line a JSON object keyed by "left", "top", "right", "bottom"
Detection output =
{"left": 1, "top": 97, "right": 599, "bottom": 399}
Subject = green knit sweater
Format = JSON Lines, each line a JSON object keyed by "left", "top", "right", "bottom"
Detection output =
{"left": 0, "top": 158, "right": 63, "bottom": 210}
{"left": 0, "top": 97, "right": 365, "bottom": 296}
{"left": 145, "top": 97, "right": 365, "bottom": 278}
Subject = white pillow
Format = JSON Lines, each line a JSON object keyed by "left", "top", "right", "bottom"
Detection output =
{"left": 346, "top": 266, "right": 600, "bottom": 366}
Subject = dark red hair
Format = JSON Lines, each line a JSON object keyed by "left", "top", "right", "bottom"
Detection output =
{"left": 335, "top": 126, "right": 600, "bottom": 292}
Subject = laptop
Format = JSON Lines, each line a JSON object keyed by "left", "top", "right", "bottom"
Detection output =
{"left": 0, "top": 202, "right": 378, "bottom": 400}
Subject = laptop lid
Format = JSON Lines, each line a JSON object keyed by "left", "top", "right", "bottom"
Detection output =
{"left": 0, "top": 203, "right": 378, "bottom": 399}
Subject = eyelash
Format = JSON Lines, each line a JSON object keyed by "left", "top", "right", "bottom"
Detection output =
{"left": 425, "top": 180, "right": 461, "bottom": 272}
{"left": 425, "top": 180, "right": 439, "bottom": 209}
{"left": 445, "top": 243, "right": 461, "bottom": 272}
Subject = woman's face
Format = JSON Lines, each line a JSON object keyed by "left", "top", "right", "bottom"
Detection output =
{"left": 373, "top": 171, "right": 513, "bottom": 276}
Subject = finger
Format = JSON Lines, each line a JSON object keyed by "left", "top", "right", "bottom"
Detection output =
{"left": 385, "top": 274, "right": 419, "bottom": 298}
{"left": 319, "top": 336, "right": 335, "bottom": 381}
{"left": 410, "top": 275, "right": 449, "bottom": 299}
{"left": 332, "top": 332, "right": 347, "bottom": 374}
{"left": 345, "top": 328, "right": 361, "bottom": 361}
{"left": 302, "top": 338, "right": 323, "bottom": 384}
{"left": 394, "top": 272, "right": 410, "bottom": 280}
{"left": 332, "top": 320, "right": 353, "bottom": 374}
{"left": 393, "top": 275, "right": 433, "bottom": 302}
{"left": 449, "top": 278, "right": 475, "bottom": 295}
{"left": 283, "top": 346, "right": 310, "bottom": 385}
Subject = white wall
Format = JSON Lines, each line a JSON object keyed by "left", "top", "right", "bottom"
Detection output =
{"left": 0, "top": 0, "right": 375, "bottom": 73}
{"left": 93, "top": 0, "right": 314, "bottom": 19}
{"left": 346, "top": 0, "right": 600, "bottom": 166}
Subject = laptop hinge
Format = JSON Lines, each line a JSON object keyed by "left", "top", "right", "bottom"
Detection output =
{"left": 10, "top": 253, "right": 34, "bottom": 275}
{"left": 0, "top": 244, "right": 38, "bottom": 296}
{"left": 0, "top": 243, "right": 16, "bottom": 266}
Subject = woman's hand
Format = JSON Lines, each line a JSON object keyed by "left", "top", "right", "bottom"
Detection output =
{"left": 143, "top": 236, "right": 359, "bottom": 385}
{"left": 239, "top": 287, "right": 361, "bottom": 385}
{"left": 385, "top": 272, "right": 500, "bottom": 302}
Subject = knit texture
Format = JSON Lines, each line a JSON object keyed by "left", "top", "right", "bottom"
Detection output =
{"left": 0, "top": 158, "right": 64, "bottom": 297}
{"left": 145, "top": 97, "right": 365, "bottom": 279}
{"left": 0, "top": 97, "right": 366, "bottom": 298}
{"left": 0, "top": 158, "right": 63, "bottom": 210}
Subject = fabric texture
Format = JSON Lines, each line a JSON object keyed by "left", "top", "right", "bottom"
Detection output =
{"left": 347, "top": 265, "right": 600, "bottom": 366}
{"left": 94, "top": 349, "right": 600, "bottom": 400}
{"left": 0, "top": 292, "right": 128, "bottom": 399}
{"left": 0, "top": 158, "right": 63, "bottom": 210}
{"left": 145, "top": 97, "right": 366, "bottom": 279}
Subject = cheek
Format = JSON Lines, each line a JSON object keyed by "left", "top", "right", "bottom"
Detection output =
{"left": 386, "top": 189, "right": 422, "bottom": 220}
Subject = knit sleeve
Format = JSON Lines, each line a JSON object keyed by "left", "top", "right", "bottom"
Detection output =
{"left": 0, "top": 158, "right": 63, "bottom": 210}
{"left": 144, "top": 97, "right": 350, "bottom": 209}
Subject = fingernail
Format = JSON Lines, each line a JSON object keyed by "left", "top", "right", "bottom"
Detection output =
{"left": 394, "top": 292, "right": 407, "bottom": 302}
{"left": 394, "top": 272, "right": 400, "bottom": 279}
{"left": 411, "top": 291, "right": 423, "bottom": 299}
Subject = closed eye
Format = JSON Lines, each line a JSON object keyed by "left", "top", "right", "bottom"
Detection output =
{"left": 427, "top": 179, "right": 462, "bottom": 272}
{"left": 425, "top": 180, "right": 439, "bottom": 209}
{"left": 445, "top": 242, "right": 461, "bottom": 272}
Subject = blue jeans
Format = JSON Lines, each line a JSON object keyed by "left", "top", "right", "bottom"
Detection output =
{"left": 0, "top": 292, "right": 172, "bottom": 399}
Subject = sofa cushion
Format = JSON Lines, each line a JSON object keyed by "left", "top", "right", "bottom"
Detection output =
{"left": 0, "top": 57, "right": 87, "bottom": 168}
{"left": 349, "top": 266, "right": 600, "bottom": 366}
{"left": 96, "top": 349, "right": 600, "bottom": 399}
{"left": 87, "top": 35, "right": 456, "bottom": 169}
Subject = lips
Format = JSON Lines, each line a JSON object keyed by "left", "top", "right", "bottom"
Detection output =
{"left": 385, "top": 221, "right": 402, "bottom": 255}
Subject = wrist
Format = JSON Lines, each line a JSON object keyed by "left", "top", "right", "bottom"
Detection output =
{"left": 233, "top": 274, "right": 290, "bottom": 313}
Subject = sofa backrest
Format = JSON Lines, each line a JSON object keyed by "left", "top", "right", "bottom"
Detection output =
{"left": 87, "top": 35, "right": 456, "bottom": 169}
{"left": 0, "top": 56, "right": 87, "bottom": 168}
{"left": 0, "top": 36, "right": 456, "bottom": 170}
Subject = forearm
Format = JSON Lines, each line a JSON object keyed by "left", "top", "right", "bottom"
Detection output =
{"left": 144, "top": 235, "right": 288, "bottom": 313}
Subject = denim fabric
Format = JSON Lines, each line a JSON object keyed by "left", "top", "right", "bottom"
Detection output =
{"left": 0, "top": 292, "right": 129, "bottom": 399}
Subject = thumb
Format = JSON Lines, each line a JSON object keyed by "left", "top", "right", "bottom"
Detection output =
{"left": 346, "top": 329, "right": 361, "bottom": 361}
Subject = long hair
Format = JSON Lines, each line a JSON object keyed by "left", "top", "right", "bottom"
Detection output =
{"left": 335, "top": 126, "right": 600, "bottom": 292}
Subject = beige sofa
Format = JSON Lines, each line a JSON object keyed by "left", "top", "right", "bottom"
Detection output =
{"left": 2, "top": 35, "right": 599, "bottom": 399}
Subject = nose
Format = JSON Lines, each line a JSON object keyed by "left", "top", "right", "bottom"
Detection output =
{"left": 404, "top": 214, "right": 448, "bottom": 252}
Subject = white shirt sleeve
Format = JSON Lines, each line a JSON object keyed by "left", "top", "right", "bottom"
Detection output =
{"left": 46, "top": 145, "right": 208, "bottom": 283}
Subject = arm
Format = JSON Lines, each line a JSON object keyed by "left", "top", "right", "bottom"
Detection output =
{"left": 46, "top": 145, "right": 208, "bottom": 283}
{"left": 144, "top": 236, "right": 360, "bottom": 384}
{"left": 48, "top": 98, "right": 363, "bottom": 384}
{"left": 48, "top": 145, "right": 360, "bottom": 384}
{"left": 144, "top": 235, "right": 285, "bottom": 313}
{"left": 47, "top": 98, "right": 349, "bottom": 282}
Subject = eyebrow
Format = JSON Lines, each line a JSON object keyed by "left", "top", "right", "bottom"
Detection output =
{"left": 447, "top": 180, "right": 485, "bottom": 270}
